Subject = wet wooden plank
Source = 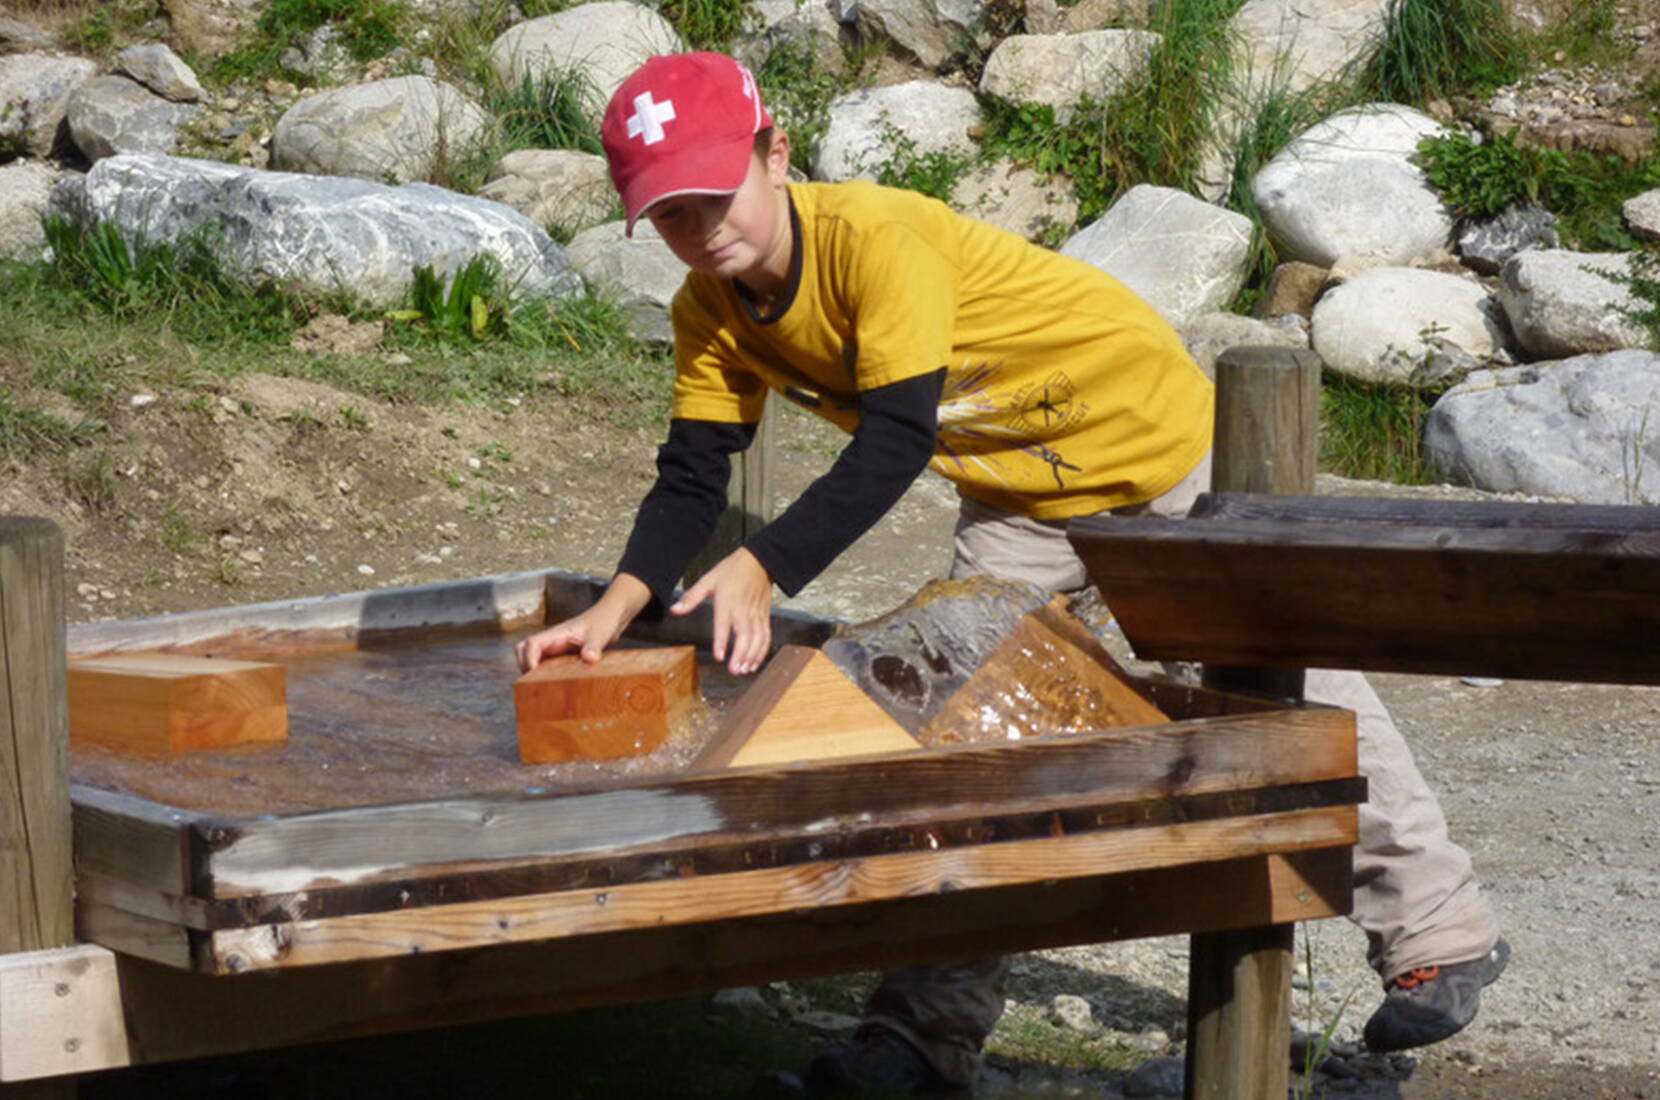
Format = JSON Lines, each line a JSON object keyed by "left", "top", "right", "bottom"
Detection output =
{"left": 199, "top": 805, "right": 1358, "bottom": 972}
{"left": 1069, "top": 498, "right": 1660, "bottom": 684}
{"left": 184, "top": 706, "right": 1355, "bottom": 900}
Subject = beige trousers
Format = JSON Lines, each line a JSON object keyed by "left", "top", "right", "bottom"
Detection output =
{"left": 866, "top": 453, "right": 1501, "bottom": 1086}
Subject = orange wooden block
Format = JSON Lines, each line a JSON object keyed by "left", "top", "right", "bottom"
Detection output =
{"left": 68, "top": 654, "right": 288, "bottom": 755}
{"left": 515, "top": 646, "right": 698, "bottom": 764}
{"left": 694, "top": 646, "right": 921, "bottom": 770}
{"left": 918, "top": 596, "right": 1168, "bottom": 745}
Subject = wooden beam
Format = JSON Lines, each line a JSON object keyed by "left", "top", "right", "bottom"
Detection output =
{"left": 198, "top": 806, "right": 1357, "bottom": 972}
{"left": 0, "top": 945, "right": 128, "bottom": 1084}
{"left": 1184, "top": 923, "right": 1296, "bottom": 1099}
{"left": 1, "top": 518, "right": 73, "bottom": 957}
{"left": 514, "top": 647, "right": 697, "bottom": 763}
{"left": 694, "top": 646, "right": 919, "bottom": 770}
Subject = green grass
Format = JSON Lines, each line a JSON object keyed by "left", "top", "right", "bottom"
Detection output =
{"left": 215, "top": 0, "right": 407, "bottom": 83}
{"left": 1355, "top": 0, "right": 1519, "bottom": 102}
{"left": 1319, "top": 374, "right": 1445, "bottom": 484}
{"left": 659, "top": 0, "right": 757, "bottom": 51}
{"left": 0, "top": 388, "right": 100, "bottom": 462}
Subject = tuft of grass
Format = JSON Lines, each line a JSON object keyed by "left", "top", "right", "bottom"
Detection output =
{"left": 1319, "top": 374, "right": 1445, "bottom": 484}
{"left": 487, "top": 68, "right": 604, "bottom": 155}
{"left": 659, "top": 0, "right": 757, "bottom": 51}
{"left": 1356, "top": 0, "right": 1519, "bottom": 103}
{"left": 64, "top": 447, "right": 120, "bottom": 515}
{"left": 215, "top": 0, "right": 407, "bottom": 82}
{"left": 0, "top": 389, "right": 100, "bottom": 463}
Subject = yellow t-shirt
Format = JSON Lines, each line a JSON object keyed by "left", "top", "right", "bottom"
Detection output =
{"left": 669, "top": 180, "right": 1214, "bottom": 519}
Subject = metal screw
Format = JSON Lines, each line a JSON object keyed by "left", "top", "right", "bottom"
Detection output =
{"left": 54, "top": 982, "right": 71, "bottom": 997}
{"left": 64, "top": 1038, "right": 81, "bottom": 1054}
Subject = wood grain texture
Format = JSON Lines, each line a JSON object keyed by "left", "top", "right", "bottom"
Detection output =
{"left": 919, "top": 597, "right": 1167, "bottom": 744}
{"left": 514, "top": 646, "right": 697, "bottom": 763}
{"left": 1, "top": 516, "right": 73, "bottom": 957}
{"left": 200, "top": 806, "right": 1357, "bottom": 972}
{"left": 0, "top": 944, "right": 130, "bottom": 1084}
{"left": 1185, "top": 924, "right": 1295, "bottom": 1099}
{"left": 67, "top": 654, "right": 287, "bottom": 754}
{"left": 694, "top": 646, "right": 920, "bottom": 770}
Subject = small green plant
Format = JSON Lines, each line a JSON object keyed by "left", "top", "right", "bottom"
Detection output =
{"left": 488, "top": 68, "right": 604, "bottom": 154}
{"left": 658, "top": 0, "right": 757, "bottom": 51}
{"left": 1413, "top": 130, "right": 1533, "bottom": 221}
{"left": 866, "top": 119, "right": 976, "bottom": 203}
{"left": 1596, "top": 247, "right": 1660, "bottom": 352}
{"left": 981, "top": 95, "right": 1119, "bottom": 225}
{"left": 64, "top": 448, "right": 119, "bottom": 515}
{"left": 755, "top": 38, "right": 879, "bottom": 178}
{"left": 216, "top": 0, "right": 406, "bottom": 80}
{"left": 339, "top": 404, "right": 370, "bottom": 430}
{"left": 388, "top": 256, "right": 513, "bottom": 343}
{"left": 60, "top": 7, "right": 114, "bottom": 51}
{"left": 1291, "top": 931, "right": 1359, "bottom": 1100}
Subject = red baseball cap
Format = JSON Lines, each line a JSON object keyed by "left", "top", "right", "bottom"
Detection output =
{"left": 601, "top": 52, "right": 773, "bottom": 236}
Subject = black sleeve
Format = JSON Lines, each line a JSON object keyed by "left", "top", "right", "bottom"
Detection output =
{"left": 745, "top": 369, "right": 944, "bottom": 597}
{"left": 615, "top": 418, "right": 758, "bottom": 616}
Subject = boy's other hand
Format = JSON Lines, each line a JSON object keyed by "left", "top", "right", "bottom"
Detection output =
{"left": 671, "top": 547, "right": 773, "bottom": 676}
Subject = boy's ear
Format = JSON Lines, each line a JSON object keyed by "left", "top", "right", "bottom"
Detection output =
{"left": 766, "top": 130, "right": 792, "bottom": 184}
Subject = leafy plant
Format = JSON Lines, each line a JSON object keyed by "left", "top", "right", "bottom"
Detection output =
{"left": 980, "top": 96, "right": 1119, "bottom": 225}
{"left": 1596, "top": 246, "right": 1660, "bottom": 352}
{"left": 216, "top": 0, "right": 406, "bottom": 81}
{"left": 1413, "top": 129, "right": 1535, "bottom": 221}
{"left": 391, "top": 256, "right": 511, "bottom": 343}
{"left": 866, "top": 119, "right": 976, "bottom": 203}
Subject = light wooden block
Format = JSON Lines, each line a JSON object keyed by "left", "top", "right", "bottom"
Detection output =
{"left": 918, "top": 596, "right": 1168, "bottom": 744}
{"left": 695, "top": 646, "right": 920, "bottom": 770}
{"left": 67, "top": 654, "right": 287, "bottom": 755}
{"left": 515, "top": 646, "right": 698, "bottom": 764}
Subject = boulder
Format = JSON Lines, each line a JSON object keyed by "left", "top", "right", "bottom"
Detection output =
{"left": 0, "top": 14, "right": 58, "bottom": 53}
{"left": 479, "top": 148, "right": 618, "bottom": 238}
{"left": 1456, "top": 202, "right": 1559, "bottom": 275}
{"left": 566, "top": 219, "right": 686, "bottom": 342}
{"left": 1310, "top": 267, "right": 1512, "bottom": 386}
{"left": 1425, "top": 350, "right": 1660, "bottom": 505}
{"left": 0, "top": 159, "right": 58, "bottom": 260}
{"left": 52, "top": 153, "right": 582, "bottom": 309}
{"left": 736, "top": 0, "right": 846, "bottom": 75}
{"left": 1624, "top": 187, "right": 1660, "bottom": 243}
{"left": 842, "top": 0, "right": 982, "bottom": 69}
{"left": 66, "top": 74, "right": 201, "bottom": 161}
{"left": 1255, "top": 260, "right": 1328, "bottom": 320}
{"left": 1251, "top": 104, "right": 1453, "bottom": 267}
{"left": 978, "top": 30, "right": 1159, "bottom": 120}
{"left": 488, "top": 3, "right": 681, "bottom": 119}
{"left": 1496, "top": 249, "right": 1646, "bottom": 360}
{"left": 1231, "top": 0, "right": 1390, "bottom": 95}
{"left": 271, "top": 76, "right": 489, "bottom": 185}
{"left": 0, "top": 52, "right": 97, "bottom": 157}
{"left": 950, "top": 159, "right": 1077, "bottom": 242}
{"left": 813, "top": 80, "right": 980, "bottom": 182}
{"left": 159, "top": 0, "right": 265, "bottom": 57}
{"left": 115, "top": 42, "right": 204, "bottom": 102}
{"left": 1060, "top": 184, "right": 1253, "bottom": 326}
{"left": 1180, "top": 311, "right": 1308, "bottom": 379}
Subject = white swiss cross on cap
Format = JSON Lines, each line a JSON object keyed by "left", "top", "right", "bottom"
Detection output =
{"left": 626, "top": 91, "right": 676, "bottom": 145}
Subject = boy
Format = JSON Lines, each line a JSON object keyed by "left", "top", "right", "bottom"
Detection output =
{"left": 515, "top": 51, "right": 1507, "bottom": 1097}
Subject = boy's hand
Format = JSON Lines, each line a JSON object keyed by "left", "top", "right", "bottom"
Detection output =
{"left": 672, "top": 547, "right": 773, "bottom": 676}
{"left": 516, "top": 575, "right": 651, "bottom": 672}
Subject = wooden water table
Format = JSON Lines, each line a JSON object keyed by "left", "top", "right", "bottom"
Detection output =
{"left": 3, "top": 553, "right": 1361, "bottom": 1098}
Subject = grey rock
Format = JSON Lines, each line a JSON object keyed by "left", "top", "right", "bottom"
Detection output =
{"left": 1048, "top": 993, "right": 1096, "bottom": 1031}
{"left": 565, "top": 219, "right": 687, "bottom": 328}
{"left": 845, "top": 0, "right": 982, "bottom": 69}
{"left": 1496, "top": 249, "right": 1645, "bottom": 359}
{"left": 978, "top": 29, "right": 1159, "bottom": 120}
{"left": 115, "top": 42, "right": 204, "bottom": 102}
{"left": 1232, "top": 0, "right": 1390, "bottom": 96}
{"left": 279, "top": 25, "right": 353, "bottom": 83}
{"left": 1311, "top": 267, "right": 1511, "bottom": 386}
{"left": 950, "top": 159, "right": 1077, "bottom": 242}
{"left": 813, "top": 80, "right": 979, "bottom": 182}
{"left": 793, "top": 1009, "right": 861, "bottom": 1033}
{"left": 53, "top": 152, "right": 581, "bottom": 309}
{"left": 1124, "top": 1055, "right": 1185, "bottom": 1097}
{"left": 1425, "top": 350, "right": 1660, "bottom": 505}
{"left": 66, "top": 74, "right": 200, "bottom": 161}
{"left": 1624, "top": 187, "right": 1660, "bottom": 243}
{"left": 479, "top": 148, "right": 617, "bottom": 238}
{"left": 1458, "top": 202, "right": 1560, "bottom": 274}
{"left": 1061, "top": 184, "right": 1254, "bottom": 326}
{"left": 0, "top": 52, "right": 98, "bottom": 157}
{"left": 737, "top": 0, "right": 845, "bottom": 75}
{"left": 271, "top": 76, "right": 489, "bottom": 185}
{"left": 488, "top": 3, "right": 681, "bottom": 119}
{"left": 0, "top": 159, "right": 59, "bottom": 260}
{"left": 1251, "top": 104, "right": 1452, "bottom": 267}
{"left": 1180, "top": 311, "right": 1308, "bottom": 379}
{"left": 0, "top": 15, "right": 58, "bottom": 53}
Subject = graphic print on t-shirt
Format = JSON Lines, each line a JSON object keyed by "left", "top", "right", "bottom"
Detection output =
{"left": 932, "top": 362, "right": 1086, "bottom": 491}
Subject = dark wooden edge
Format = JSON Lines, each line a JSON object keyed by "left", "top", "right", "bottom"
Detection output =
{"left": 134, "top": 777, "right": 1367, "bottom": 931}
{"left": 1189, "top": 493, "right": 1660, "bottom": 531}
{"left": 184, "top": 706, "right": 1352, "bottom": 900}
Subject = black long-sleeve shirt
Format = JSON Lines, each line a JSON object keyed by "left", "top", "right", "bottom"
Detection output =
{"left": 615, "top": 368, "right": 946, "bottom": 615}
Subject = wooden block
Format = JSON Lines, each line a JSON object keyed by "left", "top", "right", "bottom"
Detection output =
{"left": 515, "top": 646, "right": 697, "bottom": 764}
{"left": 918, "top": 596, "right": 1168, "bottom": 745}
{"left": 695, "top": 646, "right": 920, "bottom": 770}
{"left": 68, "top": 654, "right": 287, "bottom": 755}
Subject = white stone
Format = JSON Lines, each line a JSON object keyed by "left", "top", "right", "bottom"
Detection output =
{"left": 1624, "top": 188, "right": 1660, "bottom": 243}
{"left": 115, "top": 42, "right": 205, "bottom": 102}
{"left": 846, "top": 0, "right": 982, "bottom": 69}
{"left": 1232, "top": 0, "right": 1390, "bottom": 96}
{"left": 1311, "top": 267, "right": 1511, "bottom": 386}
{"left": 479, "top": 148, "right": 617, "bottom": 238}
{"left": 0, "top": 53, "right": 98, "bottom": 157}
{"left": 488, "top": 3, "right": 681, "bottom": 119}
{"left": 950, "top": 159, "right": 1078, "bottom": 242}
{"left": 0, "top": 160, "right": 58, "bottom": 260}
{"left": 813, "top": 80, "right": 980, "bottom": 182}
{"left": 1496, "top": 249, "right": 1646, "bottom": 360}
{"left": 978, "top": 29, "right": 1159, "bottom": 120}
{"left": 271, "top": 76, "right": 490, "bottom": 185}
{"left": 66, "top": 74, "right": 200, "bottom": 162}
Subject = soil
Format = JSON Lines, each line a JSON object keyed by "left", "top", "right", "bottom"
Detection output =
{"left": 10, "top": 365, "right": 1658, "bottom": 1099}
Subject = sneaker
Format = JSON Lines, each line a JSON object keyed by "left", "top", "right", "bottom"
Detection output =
{"left": 1363, "top": 937, "right": 1511, "bottom": 1053}
{"left": 804, "top": 1026, "right": 967, "bottom": 1098}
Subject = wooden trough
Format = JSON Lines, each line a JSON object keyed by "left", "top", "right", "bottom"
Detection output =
{"left": 3, "top": 563, "right": 1360, "bottom": 1088}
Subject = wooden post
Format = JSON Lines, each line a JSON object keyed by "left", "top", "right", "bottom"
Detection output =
{"left": 683, "top": 394, "right": 777, "bottom": 587}
{"left": 2, "top": 518, "right": 76, "bottom": 1099}
{"left": 1185, "top": 346, "right": 1321, "bottom": 1100}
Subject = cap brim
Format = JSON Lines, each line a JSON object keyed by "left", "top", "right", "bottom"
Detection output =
{"left": 622, "top": 131, "right": 755, "bottom": 237}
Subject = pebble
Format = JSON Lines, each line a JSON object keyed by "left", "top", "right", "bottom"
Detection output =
{"left": 1048, "top": 993, "right": 1095, "bottom": 1031}
{"left": 357, "top": 564, "right": 375, "bottom": 575}
{"left": 710, "top": 986, "right": 771, "bottom": 1017}
{"left": 130, "top": 393, "right": 157, "bottom": 408}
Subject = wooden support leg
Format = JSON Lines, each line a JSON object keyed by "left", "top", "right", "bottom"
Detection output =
{"left": 1184, "top": 924, "right": 1294, "bottom": 1100}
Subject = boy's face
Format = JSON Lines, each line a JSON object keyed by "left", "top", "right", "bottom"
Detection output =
{"left": 643, "top": 132, "right": 792, "bottom": 287}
